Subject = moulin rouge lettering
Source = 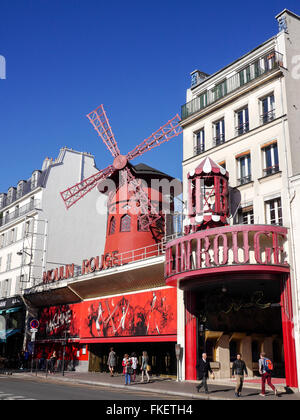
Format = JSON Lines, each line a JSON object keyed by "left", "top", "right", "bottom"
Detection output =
{"left": 165, "top": 226, "right": 288, "bottom": 277}
{"left": 43, "top": 251, "right": 119, "bottom": 284}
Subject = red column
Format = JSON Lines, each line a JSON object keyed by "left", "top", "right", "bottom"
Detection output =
{"left": 185, "top": 290, "right": 197, "bottom": 380}
{"left": 281, "top": 275, "right": 298, "bottom": 388}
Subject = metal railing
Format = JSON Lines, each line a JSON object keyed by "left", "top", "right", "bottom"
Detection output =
{"left": 181, "top": 51, "right": 283, "bottom": 120}
{"left": 260, "top": 109, "right": 276, "bottom": 125}
{"left": 213, "top": 134, "right": 225, "bottom": 147}
{"left": 237, "top": 175, "right": 252, "bottom": 185}
{"left": 235, "top": 122, "right": 250, "bottom": 137}
{"left": 263, "top": 165, "right": 280, "bottom": 176}
{"left": 0, "top": 200, "right": 40, "bottom": 228}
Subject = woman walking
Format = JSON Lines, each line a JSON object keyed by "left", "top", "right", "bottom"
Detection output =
{"left": 49, "top": 351, "right": 57, "bottom": 375}
{"left": 122, "top": 354, "right": 132, "bottom": 385}
{"left": 130, "top": 352, "right": 138, "bottom": 382}
{"left": 107, "top": 347, "right": 117, "bottom": 377}
{"left": 140, "top": 351, "right": 150, "bottom": 383}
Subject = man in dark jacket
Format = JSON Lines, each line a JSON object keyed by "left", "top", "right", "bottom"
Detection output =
{"left": 196, "top": 353, "right": 215, "bottom": 394}
{"left": 232, "top": 353, "right": 248, "bottom": 397}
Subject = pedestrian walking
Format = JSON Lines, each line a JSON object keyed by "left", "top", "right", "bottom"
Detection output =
{"left": 196, "top": 353, "right": 215, "bottom": 394}
{"left": 258, "top": 352, "right": 278, "bottom": 397}
{"left": 122, "top": 354, "right": 132, "bottom": 385}
{"left": 107, "top": 347, "right": 117, "bottom": 377}
{"left": 49, "top": 351, "right": 57, "bottom": 374}
{"left": 130, "top": 352, "right": 138, "bottom": 382}
{"left": 232, "top": 353, "right": 248, "bottom": 397}
{"left": 140, "top": 351, "right": 150, "bottom": 383}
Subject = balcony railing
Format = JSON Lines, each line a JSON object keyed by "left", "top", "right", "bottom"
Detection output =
{"left": 260, "top": 109, "right": 276, "bottom": 125}
{"left": 235, "top": 122, "right": 250, "bottom": 137}
{"left": 237, "top": 175, "right": 252, "bottom": 185}
{"left": 0, "top": 200, "right": 40, "bottom": 228}
{"left": 194, "top": 143, "right": 205, "bottom": 156}
{"left": 263, "top": 164, "right": 280, "bottom": 176}
{"left": 181, "top": 51, "right": 283, "bottom": 121}
{"left": 213, "top": 134, "right": 225, "bottom": 147}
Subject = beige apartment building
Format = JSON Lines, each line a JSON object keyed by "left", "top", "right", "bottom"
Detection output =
{"left": 178, "top": 9, "right": 300, "bottom": 385}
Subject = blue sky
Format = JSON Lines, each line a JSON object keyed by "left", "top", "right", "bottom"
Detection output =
{"left": 0, "top": 0, "right": 299, "bottom": 192}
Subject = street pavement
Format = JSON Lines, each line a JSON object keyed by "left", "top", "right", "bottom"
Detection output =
{"left": 6, "top": 370, "right": 300, "bottom": 401}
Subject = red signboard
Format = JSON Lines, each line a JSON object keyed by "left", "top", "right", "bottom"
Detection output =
{"left": 38, "top": 288, "right": 177, "bottom": 341}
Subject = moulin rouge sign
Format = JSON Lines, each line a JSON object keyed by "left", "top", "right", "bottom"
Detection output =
{"left": 43, "top": 251, "right": 119, "bottom": 284}
{"left": 165, "top": 225, "right": 289, "bottom": 281}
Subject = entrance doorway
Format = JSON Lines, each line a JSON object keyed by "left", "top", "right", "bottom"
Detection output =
{"left": 190, "top": 276, "right": 285, "bottom": 379}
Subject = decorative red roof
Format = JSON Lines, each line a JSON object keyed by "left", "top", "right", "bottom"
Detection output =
{"left": 188, "top": 157, "right": 229, "bottom": 178}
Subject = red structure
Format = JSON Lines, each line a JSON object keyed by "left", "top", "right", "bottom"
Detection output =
{"left": 186, "top": 157, "right": 229, "bottom": 233}
{"left": 61, "top": 105, "right": 182, "bottom": 234}
{"left": 165, "top": 157, "right": 298, "bottom": 388}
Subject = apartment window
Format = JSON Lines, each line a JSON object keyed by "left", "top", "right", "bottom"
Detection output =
{"left": 262, "top": 142, "right": 279, "bottom": 176}
{"left": 235, "top": 205, "right": 254, "bottom": 225}
{"left": 213, "top": 119, "right": 225, "bottom": 146}
{"left": 0, "top": 194, "right": 6, "bottom": 209}
{"left": 109, "top": 216, "right": 116, "bottom": 235}
{"left": 6, "top": 253, "right": 12, "bottom": 271}
{"left": 0, "top": 234, "right": 4, "bottom": 249}
{"left": 263, "top": 51, "right": 277, "bottom": 71}
{"left": 266, "top": 197, "right": 282, "bottom": 226}
{"left": 239, "top": 67, "right": 251, "bottom": 86}
{"left": 120, "top": 214, "right": 131, "bottom": 232}
{"left": 236, "top": 107, "right": 249, "bottom": 136}
{"left": 237, "top": 153, "right": 252, "bottom": 185}
{"left": 213, "top": 80, "right": 227, "bottom": 101}
{"left": 198, "top": 92, "right": 207, "bottom": 109}
{"left": 194, "top": 129, "right": 205, "bottom": 155}
{"left": 6, "top": 188, "right": 16, "bottom": 205}
{"left": 242, "top": 207, "right": 254, "bottom": 224}
{"left": 16, "top": 181, "right": 25, "bottom": 199}
{"left": 31, "top": 171, "right": 40, "bottom": 189}
{"left": 1, "top": 279, "right": 11, "bottom": 298}
{"left": 260, "top": 94, "right": 275, "bottom": 124}
{"left": 8, "top": 228, "right": 16, "bottom": 245}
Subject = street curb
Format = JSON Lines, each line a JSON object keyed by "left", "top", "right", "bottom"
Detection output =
{"left": 13, "top": 373, "right": 232, "bottom": 400}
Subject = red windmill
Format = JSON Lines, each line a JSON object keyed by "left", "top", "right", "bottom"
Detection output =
{"left": 60, "top": 105, "right": 182, "bottom": 257}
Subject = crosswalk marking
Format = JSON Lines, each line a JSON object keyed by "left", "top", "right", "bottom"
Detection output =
{"left": 0, "top": 391, "right": 36, "bottom": 400}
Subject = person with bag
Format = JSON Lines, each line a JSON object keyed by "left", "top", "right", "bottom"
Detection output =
{"left": 130, "top": 352, "right": 138, "bottom": 382}
{"left": 232, "top": 353, "right": 248, "bottom": 397}
{"left": 258, "top": 352, "right": 278, "bottom": 397}
{"left": 107, "top": 347, "right": 117, "bottom": 377}
{"left": 196, "top": 353, "right": 215, "bottom": 394}
{"left": 140, "top": 351, "right": 150, "bottom": 383}
{"left": 49, "top": 351, "right": 57, "bottom": 375}
{"left": 122, "top": 354, "right": 132, "bottom": 385}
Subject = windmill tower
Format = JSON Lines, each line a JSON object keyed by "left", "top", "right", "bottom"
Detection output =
{"left": 60, "top": 105, "right": 182, "bottom": 257}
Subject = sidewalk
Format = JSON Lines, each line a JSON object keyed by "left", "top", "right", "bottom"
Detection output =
{"left": 11, "top": 370, "right": 300, "bottom": 400}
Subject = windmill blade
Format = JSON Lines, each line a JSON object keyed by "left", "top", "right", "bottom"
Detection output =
{"left": 86, "top": 105, "right": 121, "bottom": 158}
{"left": 60, "top": 164, "right": 115, "bottom": 209}
{"left": 126, "top": 114, "right": 182, "bottom": 161}
{"left": 125, "top": 167, "right": 162, "bottom": 231}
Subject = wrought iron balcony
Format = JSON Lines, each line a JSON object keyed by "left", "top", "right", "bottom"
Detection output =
{"left": 237, "top": 175, "right": 252, "bottom": 185}
{"left": 181, "top": 51, "right": 283, "bottom": 121}
{"left": 263, "top": 164, "right": 280, "bottom": 176}
{"left": 0, "top": 200, "right": 40, "bottom": 228}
